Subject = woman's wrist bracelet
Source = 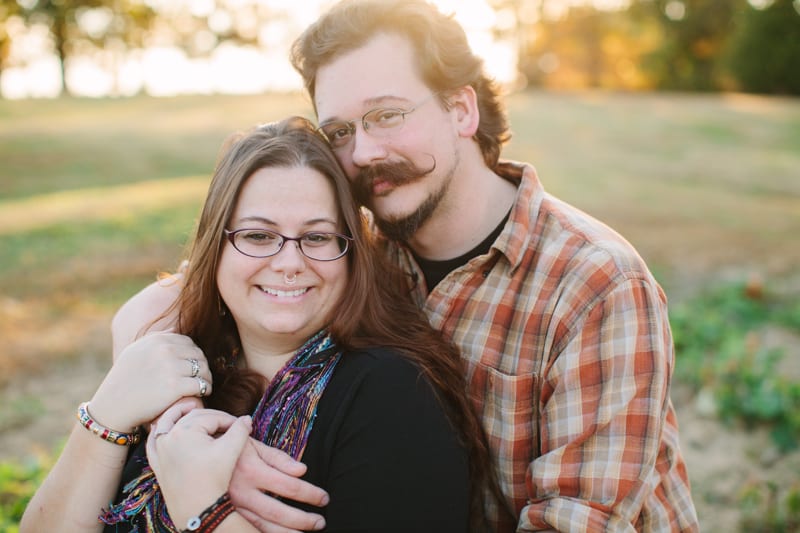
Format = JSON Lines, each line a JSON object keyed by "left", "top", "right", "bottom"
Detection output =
{"left": 76, "top": 401, "right": 141, "bottom": 446}
{"left": 181, "top": 492, "right": 234, "bottom": 532}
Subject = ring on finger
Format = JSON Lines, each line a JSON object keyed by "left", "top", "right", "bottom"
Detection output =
{"left": 196, "top": 376, "right": 208, "bottom": 397}
{"left": 188, "top": 358, "right": 200, "bottom": 378}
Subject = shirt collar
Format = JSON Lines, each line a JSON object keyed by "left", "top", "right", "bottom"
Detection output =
{"left": 491, "top": 160, "right": 544, "bottom": 273}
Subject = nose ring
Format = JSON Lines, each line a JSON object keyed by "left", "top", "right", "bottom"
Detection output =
{"left": 284, "top": 273, "right": 297, "bottom": 285}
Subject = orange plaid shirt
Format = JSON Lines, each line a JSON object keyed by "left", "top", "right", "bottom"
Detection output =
{"left": 386, "top": 162, "right": 699, "bottom": 532}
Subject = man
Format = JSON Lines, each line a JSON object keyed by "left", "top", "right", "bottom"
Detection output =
{"left": 114, "top": 0, "right": 699, "bottom": 530}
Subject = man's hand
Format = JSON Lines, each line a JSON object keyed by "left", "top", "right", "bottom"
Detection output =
{"left": 230, "top": 439, "right": 329, "bottom": 533}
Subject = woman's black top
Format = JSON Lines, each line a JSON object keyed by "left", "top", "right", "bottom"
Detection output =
{"left": 104, "top": 347, "right": 470, "bottom": 533}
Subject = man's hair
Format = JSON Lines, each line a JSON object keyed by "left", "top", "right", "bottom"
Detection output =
{"left": 290, "top": 0, "right": 511, "bottom": 169}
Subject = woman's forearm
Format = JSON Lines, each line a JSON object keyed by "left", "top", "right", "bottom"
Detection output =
{"left": 20, "top": 423, "right": 130, "bottom": 532}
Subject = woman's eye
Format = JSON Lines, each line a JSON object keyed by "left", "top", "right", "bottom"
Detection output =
{"left": 303, "top": 233, "right": 333, "bottom": 246}
{"left": 243, "top": 231, "right": 277, "bottom": 243}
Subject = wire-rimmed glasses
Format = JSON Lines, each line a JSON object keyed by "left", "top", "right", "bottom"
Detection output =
{"left": 317, "top": 93, "right": 438, "bottom": 150}
{"left": 224, "top": 228, "right": 353, "bottom": 261}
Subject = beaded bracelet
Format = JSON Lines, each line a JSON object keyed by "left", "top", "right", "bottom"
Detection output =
{"left": 76, "top": 401, "right": 141, "bottom": 446}
{"left": 181, "top": 492, "right": 234, "bottom": 532}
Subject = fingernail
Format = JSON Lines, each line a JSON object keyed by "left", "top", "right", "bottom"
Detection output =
{"left": 320, "top": 492, "right": 330, "bottom": 506}
{"left": 314, "top": 517, "right": 326, "bottom": 530}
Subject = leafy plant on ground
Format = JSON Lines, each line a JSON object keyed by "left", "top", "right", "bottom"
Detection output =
{"left": 0, "top": 452, "right": 55, "bottom": 532}
{"left": 738, "top": 480, "right": 800, "bottom": 533}
{"left": 670, "top": 279, "right": 800, "bottom": 451}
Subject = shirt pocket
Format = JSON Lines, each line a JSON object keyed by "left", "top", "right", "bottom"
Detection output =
{"left": 472, "top": 364, "right": 540, "bottom": 510}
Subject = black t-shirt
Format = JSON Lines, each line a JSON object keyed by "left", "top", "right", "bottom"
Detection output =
{"left": 105, "top": 347, "right": 469, "bottom": 533}
{"left": 413, "top": 211, "right": 510, "bottom": 291}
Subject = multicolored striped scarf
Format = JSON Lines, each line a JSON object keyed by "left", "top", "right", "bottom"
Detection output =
{"left": 100, "top": 330, "right": 341, "bottom": 532}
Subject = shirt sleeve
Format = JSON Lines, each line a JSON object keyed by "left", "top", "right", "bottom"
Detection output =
{"left": 519, "top": 276, "right": 677, "bottom": 531}
{"left": 320, "top": 353, "right": 470, "bottom": 533}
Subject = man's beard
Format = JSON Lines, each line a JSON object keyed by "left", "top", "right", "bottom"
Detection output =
{"left": 375, "top": 183, "right": 449, "bottom": 241}
{"left": 353, "top": 156, "right": 453, "bottom": 242}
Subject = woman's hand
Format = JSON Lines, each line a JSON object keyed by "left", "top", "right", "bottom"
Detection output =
{"left": 147, "top": 401, "right": 252, "bottom": 528}
{"left": 88, "top": 332, "right": 212, "bottom": 433}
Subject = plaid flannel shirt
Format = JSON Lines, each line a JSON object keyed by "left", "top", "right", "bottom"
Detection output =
{"left": 386, "top": 162, "right": 699, "bottom": 532}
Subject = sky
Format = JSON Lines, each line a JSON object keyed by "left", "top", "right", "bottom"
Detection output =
{"left": 0, "top": 0, "right": 631, "bottom": 99}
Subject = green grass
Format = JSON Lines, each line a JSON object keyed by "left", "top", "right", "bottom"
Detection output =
{"left": 0, "top": 90, "right": 799, "bottom": 532}
{"left": 504, "top": 92, "right": 800, "bottom": 300}
{"left": 0, "top": 93, "right": 314, "bottom": 199}
{"left": 0, "top": 178, "right": 207, "bottom": 305}
{"left": 0, "top": 447, "right": 57, "bottom": 533}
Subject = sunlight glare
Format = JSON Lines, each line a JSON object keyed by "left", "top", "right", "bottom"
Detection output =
{"left": 432, "top": 0, "right": 517, "bottom": 84}
{"left": 0, "top": 58, "right": 61, "bottom": 99}
{"left": 1, "top": 19, "right": 61, "bottom": 98}
{"left": 1, "top": 0, "right": 526, "bottom": 98}
{"left": 665, "top": 0, "right": 686, "bottom": 21}
{"left": 66, "top": 57, "right": 115, "bottom": 97}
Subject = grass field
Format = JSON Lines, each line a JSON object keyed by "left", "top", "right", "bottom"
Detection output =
{"left": 1, "top": 90, "right": 799, "bottom": 531}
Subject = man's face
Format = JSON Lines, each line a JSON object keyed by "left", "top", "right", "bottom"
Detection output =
{"left": 314, "top": 32, "right": 461, "bottom": 241}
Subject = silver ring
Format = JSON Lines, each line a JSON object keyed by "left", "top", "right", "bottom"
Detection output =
{"left": 196, "top": 376, "right": 208, "bottom": 397}
{"left": 188, "top": 358, "right": 200, "bottom": 378}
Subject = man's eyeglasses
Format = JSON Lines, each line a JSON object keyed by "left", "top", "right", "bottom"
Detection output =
{"left": 317, "top": 93, "right": 438, "bottom": 150}
{"left": 224, "top": 228, "right": 353, "bottom": 261}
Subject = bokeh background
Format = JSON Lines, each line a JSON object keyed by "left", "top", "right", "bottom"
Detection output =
{"left": 1, "top": 1, "right": 799, "bottom": 531}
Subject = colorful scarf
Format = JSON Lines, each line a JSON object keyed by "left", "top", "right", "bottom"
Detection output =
{"left": 100, "top": 330, "right": 341, "bottom": 532}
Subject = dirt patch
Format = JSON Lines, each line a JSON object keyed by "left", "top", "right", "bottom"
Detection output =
{"left": 0, "top": 352, "right": 109, "bottom": 464}
{"left": 676, "top": 383, "right": 800, "bottom": 532}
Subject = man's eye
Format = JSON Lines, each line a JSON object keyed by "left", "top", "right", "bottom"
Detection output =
{"left": 322, "top": 124, "right": 352, "bottom": 144}
{"left": 373, "top": 109, "right": 403, "bottom": 124}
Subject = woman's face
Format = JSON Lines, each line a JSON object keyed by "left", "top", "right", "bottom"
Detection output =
{"left": 217, "top": 164, "right": 349, "bottom": 354}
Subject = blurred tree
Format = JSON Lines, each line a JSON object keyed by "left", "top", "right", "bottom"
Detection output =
{"left": 638, "top": 0, "right": 747, "bottom": 91}
{"left": 526, "top": 7, "right": 609, "bottom": 88}
{"left": 153, "top": 0, "right": 286, "bottom": 59}
{"left": 14, "top": 0, "right": 155, "bottom": 96}
{"left": 514, "top": 2, "right": 661, "bottom": 90}
{"left": 725, "top": 0, "right": 800, "bottom": 95}
{"left": 0, "top": 0, "right": 22, "bottom": 83}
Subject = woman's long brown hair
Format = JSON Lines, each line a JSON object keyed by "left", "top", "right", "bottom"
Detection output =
{"left": 166, "top": 116, "right": 500, "bottom": 529}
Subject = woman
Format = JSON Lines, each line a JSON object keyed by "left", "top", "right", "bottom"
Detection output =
{"left": 21, "top": 117, "right": 496, "bottom": 532}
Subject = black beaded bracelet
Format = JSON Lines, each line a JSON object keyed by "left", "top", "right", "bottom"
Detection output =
{"left": 181, "top": 492, "right": 234, "bottom": 533}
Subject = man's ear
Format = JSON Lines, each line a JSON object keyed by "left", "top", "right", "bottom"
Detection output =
{"left": 447, "top": 85, "right": 480, "bottom": 138}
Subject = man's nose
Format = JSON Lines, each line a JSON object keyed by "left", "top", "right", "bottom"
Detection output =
{"left": 350, "top": 124, "right": 388, "bottom": 169}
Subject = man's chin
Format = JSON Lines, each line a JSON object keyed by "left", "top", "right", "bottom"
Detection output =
{"left": 374, "top": 215, "right": 418, "bottom": 242}
{"left": 370, "top": 200, "right": 409, "bottom": 222}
